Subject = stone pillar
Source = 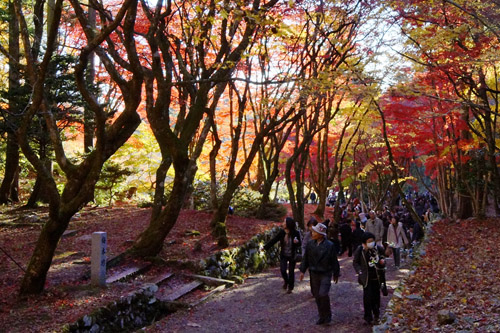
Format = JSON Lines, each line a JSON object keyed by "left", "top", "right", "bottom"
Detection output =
{"left": 91, "top": 232, "right": 107, "bottom": 286}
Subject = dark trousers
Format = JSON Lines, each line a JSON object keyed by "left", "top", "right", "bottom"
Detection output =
{"left": 341, "top": 238, "right": 352, "bottom": 256}
{"left": 392, "top": 247, "right": 401, "bottom": 267}
{"left": 280, "top": 256, "right": 296, "bottom": 290}
{"left": 310, "top": 271, "right": 332, "bottom": 320}
{"left": 363, "top": 278, "right": 381, "bottom": 321}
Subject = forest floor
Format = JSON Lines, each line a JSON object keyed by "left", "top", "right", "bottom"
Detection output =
{"left": 386, "top": 217, "right": 500, "bottom": 332}
{"left": 0, "top": 204, "right": 499, "bottom": 332}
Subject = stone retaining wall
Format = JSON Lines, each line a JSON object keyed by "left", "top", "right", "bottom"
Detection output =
{"left": 63, "top": 226, "right": 282, "bottom": 332}
{"left": 200, "top": 226, "right": 282, "bottom": 280}
{"left": 62, "top": 284, "right": 168, "bottom": 333}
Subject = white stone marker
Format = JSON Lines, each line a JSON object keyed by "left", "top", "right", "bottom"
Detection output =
{"left": 91, "top": 232, "right": 107, "bottom": 286}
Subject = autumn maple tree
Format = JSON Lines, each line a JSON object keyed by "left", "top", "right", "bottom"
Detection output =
{"left": 130, "top": 0, "right": 281, "bottom": 256}
{"left": 14, "top": 0, "right": 144, "bottom": 295}
{"left": 385, "top": 0, "right": 500, "bottom": 217}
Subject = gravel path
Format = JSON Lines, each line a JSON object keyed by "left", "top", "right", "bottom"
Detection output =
{"left": 142, "top": 254, "right": 409, "bottom": 332}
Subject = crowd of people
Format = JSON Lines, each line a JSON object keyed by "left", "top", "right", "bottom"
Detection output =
{"left": 264, "top": 192, "right": 438, "bottom": 326}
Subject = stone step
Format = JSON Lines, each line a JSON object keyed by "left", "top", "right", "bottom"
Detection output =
{"left": 190, "top": 284, "right": 226, "bottom": 307}
{"left": 149, "top": 272, "right": 174, "bottom": 286}
{"left": 62, "top": 229, "right": 78, "bottom": 238}
{"left": 184, "top": 274, "right": 235, "bottom": 286}
{"left": 161, "top": 280, "right": 203, "bottom": 302}
{"left": 105, "top": 263, "right": 151, "bottom": 284}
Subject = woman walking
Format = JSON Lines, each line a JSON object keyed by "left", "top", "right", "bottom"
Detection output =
{"left": 264, "top": 217, "right": 302, "bottom": 293}
{"left": 386, "top": 217, "right": 409, "bottom": 269}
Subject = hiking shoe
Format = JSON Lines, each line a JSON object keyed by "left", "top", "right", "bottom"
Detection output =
{"left": 316, "top": 317, "right": 331, "bottom": 325}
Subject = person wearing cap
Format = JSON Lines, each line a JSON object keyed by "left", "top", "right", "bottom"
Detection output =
{"left": 299, "top": 223, "right": 340, "bottom": 325}
{"left": 264, "top": 217, "right": 302, "bottom": 294}
{"left": 353, "top": 232, "right": 386, "bottom": 325}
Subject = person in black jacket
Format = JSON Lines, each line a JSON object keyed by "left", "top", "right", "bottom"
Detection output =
{"left": 412, "top": 221, "right": 424, "bottom": 245}
{"left": 351, "top": 220, "right": 365, "bottom": 251}
{"left": 353, "top": 232, "right": 386, "bottom": 325}
{"left": 339, "top": 218, "right": 353, "bottom": 256}
{"left": 299, "top": 223, "right": 340, "bottom": 325}
{"left": 264, "top": 217, "right": 301, "bottom": 294}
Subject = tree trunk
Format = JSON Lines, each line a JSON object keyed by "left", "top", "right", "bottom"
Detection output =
{"left": 0, "top": 134, "right": 20, "bottom": 203}
{"left": 151, "top": 156, "right": 172, "bottom": 221}
{"left": 457, "top": 190, "right": 473, "bottom": 219}
{"left": 210, "top": 192, "right": 232, "bottom": 248}
{"left": 19, "top": 212, "right": 72, "bottom": 294}
{"left": 209, "top": 132, "right": 221, "bottom": 210}
{"left": 83, "top": 1, "right": 96, "bottom": 153}
{"left": 313, "top": 190, "right": 327, "bottom": 219}
{"left": 18, "top": 0, "right": 144, "bottom": 295}
{"left": 133, "top": 157, "right": 196, "bottom": 256}
{"left": 286, "top": 151, "right": 307, "bottom": 229}
{"left": 0, "top": 1, "right": 21, "bottom": 204}
{"left": 26, "top": 152, "right": 52, "bottom": 207}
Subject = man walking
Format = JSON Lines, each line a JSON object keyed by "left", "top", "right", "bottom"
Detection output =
{"left": 365, "top": 210, "right": 384, "bottom": 247}
{"left": 299, "top": 223, "right": 340, "bottom": 325}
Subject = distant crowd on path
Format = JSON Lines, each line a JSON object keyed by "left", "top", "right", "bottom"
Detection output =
{"left": 264, "top": 192, "right": 439, "bottom": 327}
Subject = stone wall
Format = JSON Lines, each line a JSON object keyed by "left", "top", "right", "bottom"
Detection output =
{"left": 200, "top": 226, "right": 282, "bottom": 280}
{"left": 62, "top": 284, "right": 176, "bottom": 333}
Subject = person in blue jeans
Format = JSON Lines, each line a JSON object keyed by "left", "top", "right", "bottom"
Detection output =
{"left": 264, "top": 217, "right": 301, "bottom": 293}
{"left": 299, "top": 223, "right": 340, "bottom": 325}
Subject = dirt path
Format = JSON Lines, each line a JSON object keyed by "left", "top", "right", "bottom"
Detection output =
{"left": 142, "top": 253, "right": 409, "bottom": 332}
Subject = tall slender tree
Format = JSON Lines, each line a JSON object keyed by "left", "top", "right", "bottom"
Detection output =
{"left": 0, "top": 0, "right": 20, "bottom": 204}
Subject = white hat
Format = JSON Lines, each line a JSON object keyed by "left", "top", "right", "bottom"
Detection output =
{"left": 311, "top": 223, "right": 327, "bottom": 236}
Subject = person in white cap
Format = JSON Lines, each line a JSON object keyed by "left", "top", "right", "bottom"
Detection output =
{"left": 299, "top": 223, "right": 340, "bottom": 325}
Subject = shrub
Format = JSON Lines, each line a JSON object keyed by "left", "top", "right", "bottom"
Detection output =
{"left": 231, "top": 188, "right": 286, "bottom": 221}
{"left": 191, "top": 180, "right": 213, "bottom": 210}
{"left": 94, "top": 162, "right": 134, "bottom": 206}
{"left": 231, "top": 187, "right": 261, "bottom": 217}
{"left": 255, "top": 201, "right": 287, "bottom": 222}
